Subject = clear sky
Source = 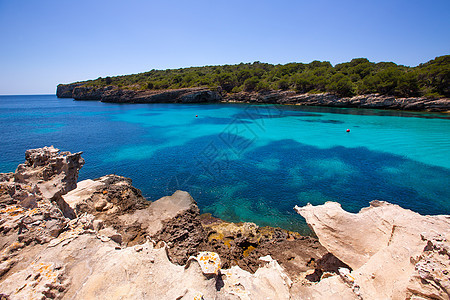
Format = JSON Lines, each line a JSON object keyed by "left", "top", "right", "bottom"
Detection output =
{"left": 0, "top": 0, "right": 449, "bottom": 95}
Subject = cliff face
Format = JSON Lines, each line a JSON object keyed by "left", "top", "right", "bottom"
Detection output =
{"left": 57, "top": 84, "right": 450, "bottom": 111}
{"left": 56, "top": 83, "right": 84, "bottom": 98}
{"left": 225, "top": 90, "right": 450, "bottom": 112}
{"left": 56, "top": 84, "right": 222, "bottom": 104}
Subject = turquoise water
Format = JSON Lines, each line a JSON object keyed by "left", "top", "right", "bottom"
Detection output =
{"left": 1, "top": 95, "right": 449, "bottom": 234}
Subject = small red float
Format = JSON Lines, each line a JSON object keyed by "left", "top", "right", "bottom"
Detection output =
{"left": 196, "top": 115, "right": 198, "bottom": 117}
{"left": 346, "top": 129, "right": 350, "bottom": 132}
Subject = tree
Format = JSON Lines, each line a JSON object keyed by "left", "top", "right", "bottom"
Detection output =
{"left": 277, "top": 78, "right": 290, "bottom": 90}
{"left": 243, "top": 76, "right": 260, "bottom": 92}
{"left": 327, "top": 74, "right": 354, "bottom": 97}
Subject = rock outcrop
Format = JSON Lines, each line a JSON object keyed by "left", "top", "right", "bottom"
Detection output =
{"left": 14, "top": 146, "right": 84, "bottom": 201}
{"left": 294, "top": 201, "right": 450, "bottom": 300}
{"left": 2, "top": 146, "right": 84, "bottom": 220}
{"left": 56, "top": 83, "right": 84, "bottom": 98}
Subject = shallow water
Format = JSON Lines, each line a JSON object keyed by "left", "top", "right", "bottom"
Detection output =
{"left": 1, "top": 95, "right": 449, "bottom": 234}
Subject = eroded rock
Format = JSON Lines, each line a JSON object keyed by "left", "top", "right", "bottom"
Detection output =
{"left": 295, "top": 201, "right": 450, "bottom": 300}
{"left": 186, "top": 252, "right": 222, "bottom": 276}
{"left": 63, "top": 175, "right": 147, "bottom": 216}
{"left": 14, "top": 146, "right": 84, "bottom": 201}
{"left": 199, "top": 217, "right": 329, "bottom": 279}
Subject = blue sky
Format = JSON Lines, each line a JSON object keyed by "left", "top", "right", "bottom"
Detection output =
{"left": 0, "top": 0, "right": 449, "bottom": 95}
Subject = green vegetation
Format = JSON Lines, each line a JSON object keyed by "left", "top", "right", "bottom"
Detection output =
{"left": 82, "top": 55, "right": 449, "bottom": 98}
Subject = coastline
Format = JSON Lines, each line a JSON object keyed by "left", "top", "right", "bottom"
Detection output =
{"left": 56, "top": 84, "right": 450, "bottom": 112}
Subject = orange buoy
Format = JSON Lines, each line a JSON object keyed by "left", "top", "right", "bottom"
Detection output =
{"left": 346, "top": 129, "right": 350, "bottom": 132}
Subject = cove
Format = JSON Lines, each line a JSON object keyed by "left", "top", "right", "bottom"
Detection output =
{"left": 1, "top": 95, "right": 449, "bottom": 234}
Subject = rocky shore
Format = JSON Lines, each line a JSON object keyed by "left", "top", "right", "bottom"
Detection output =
{"left": 1, "top": 147, "right": 449, "bottom": 299}
{"left": 57, "top": 84, "right": 222, "bottom": 104}
{"left": 57, "top": 84, "right": 450, "bottom": 112}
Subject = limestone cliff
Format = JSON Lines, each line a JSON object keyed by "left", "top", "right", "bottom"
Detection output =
{"left": 226, "top": 90, "right": 450, "bottom": 112}
{"left": 56, "top": 83, "right": 84, "bottom": 98}
{"left": 56, "top": 84, "right": 450, "bottom": 111}
{"left": 56, "top": 85, "right": 222, "bottom": 104}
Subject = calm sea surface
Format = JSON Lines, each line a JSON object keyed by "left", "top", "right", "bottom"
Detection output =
{"left": 1, "top": 95, "right": 449, "bottom": 233}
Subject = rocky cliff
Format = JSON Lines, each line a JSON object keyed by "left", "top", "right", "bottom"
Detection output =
{"left": 56, "top": 83, "right": 84, "bottom": 98}
{"left": 57, "top": 84, "right": 222, "bottom": 104}
{"left": 225, "top": 90, "right": 450, "bottom": 112}
{"left": 1, "top": 147, "right": 448, "bottom": 299}
{"left": 57, "top": 84, "right": 450, "bottom": 111}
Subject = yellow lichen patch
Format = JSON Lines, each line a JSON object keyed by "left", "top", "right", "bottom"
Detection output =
{"left": 36, "top": 263, "right": 59, "bottom": 281}
{"left": 1, "top": 242, "right": 25, "bottom": 257}
{"left": 0, "top": 205, "right": 25, "bottom": 217}
{"left": 223, "top": 239, "right": 231, "bottom": 248}
{"left": 207, "top": 232, "right": 224, "bottom": 242}
{"left": 242, "top": 246, "right": 255, "bottom": 257}
{"left": 13, "top": 262, "right": 65, "bottom": 298}
{"left": 207, "top": 232, "right": 232, "bottom": 249}
{"left": 258, "top": 226, "right": 276, "bottom": 240}
{"left": 195, "top": 252, "right": 221, "bottom": 275}
{"left": 25, "top": 207, "right": 42, "bottom": 217}
{"left": 29, "top": 262, "right": 60, "bottom": 281}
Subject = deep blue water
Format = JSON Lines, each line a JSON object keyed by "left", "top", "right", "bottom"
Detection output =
{"left": 1, "top": 95, "right": 449, "bottom": 234}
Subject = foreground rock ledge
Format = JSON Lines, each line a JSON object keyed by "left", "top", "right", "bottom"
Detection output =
{"left": 1, "top": 147, "right": 449, "bottom": 299}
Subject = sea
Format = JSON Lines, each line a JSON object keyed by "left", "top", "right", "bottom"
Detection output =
{"left": 1, "top": 94, "right": 449, "bottom": 234}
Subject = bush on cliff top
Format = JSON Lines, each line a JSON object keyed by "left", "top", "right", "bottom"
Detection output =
{"left": 75, "top": 55, "right": 449, "bottom": 98}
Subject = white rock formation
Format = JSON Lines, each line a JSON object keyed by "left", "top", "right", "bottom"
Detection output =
{"left": 294, "top": 201, "right": 450, "bottom": 300}
{"left": 14, "top": 146, "right": 84, "bottom": 201}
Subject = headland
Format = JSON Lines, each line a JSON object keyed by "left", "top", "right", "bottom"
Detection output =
{"left": 57, "top": 56, "right": 450, "bottom": 112}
